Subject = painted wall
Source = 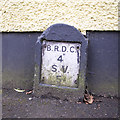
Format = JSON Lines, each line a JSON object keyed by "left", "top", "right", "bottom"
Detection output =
{"left": 2, "top": 32, "right": 41, "bottom": 90}
{"left": 1, "top": 0, "right": 119, "bottom": 34}
{"left": 2, "top": 31, "right": 118, "bottom": 97}
{"left": 87, "top": 31, "right": 118, "bottom": 97}
{"left": 1, "top": 0, "right": 119, "bottom": 96}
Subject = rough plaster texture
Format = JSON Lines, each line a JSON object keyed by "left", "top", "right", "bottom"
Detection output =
{"left": 0, "top": 0, "right": 119, "bottom": 34}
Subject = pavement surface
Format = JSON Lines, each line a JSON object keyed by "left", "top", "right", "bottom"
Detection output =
{"left": 2, "top": 88, "right": 119, "bottom": 119}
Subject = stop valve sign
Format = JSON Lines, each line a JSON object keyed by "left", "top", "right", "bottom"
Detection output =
{"left": 34, "top": 24, "right": 88, "bottom": 101}
{"left": 41, "top": 41, "right": 81, "bottom": 88}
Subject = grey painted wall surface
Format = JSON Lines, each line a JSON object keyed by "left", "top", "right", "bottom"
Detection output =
{"left": 0, "top": 33, "right": 2, "bottom": 90}
{"left": 2, "top": 31, "right": 118, "bottom": 96}
{"left": 86, "top": 31, "right": 118, "bottom": 96}
{"left": 2, "top": 32, "right": 42, "bottom": 90}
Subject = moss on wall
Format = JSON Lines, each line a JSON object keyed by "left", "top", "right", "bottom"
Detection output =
{"left": 0, "top": 0, "right": 119, "bottom": 34}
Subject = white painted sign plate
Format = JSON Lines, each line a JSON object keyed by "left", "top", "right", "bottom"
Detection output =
{"left": 41, "top": 41, "right": 81, "bottom": 88}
